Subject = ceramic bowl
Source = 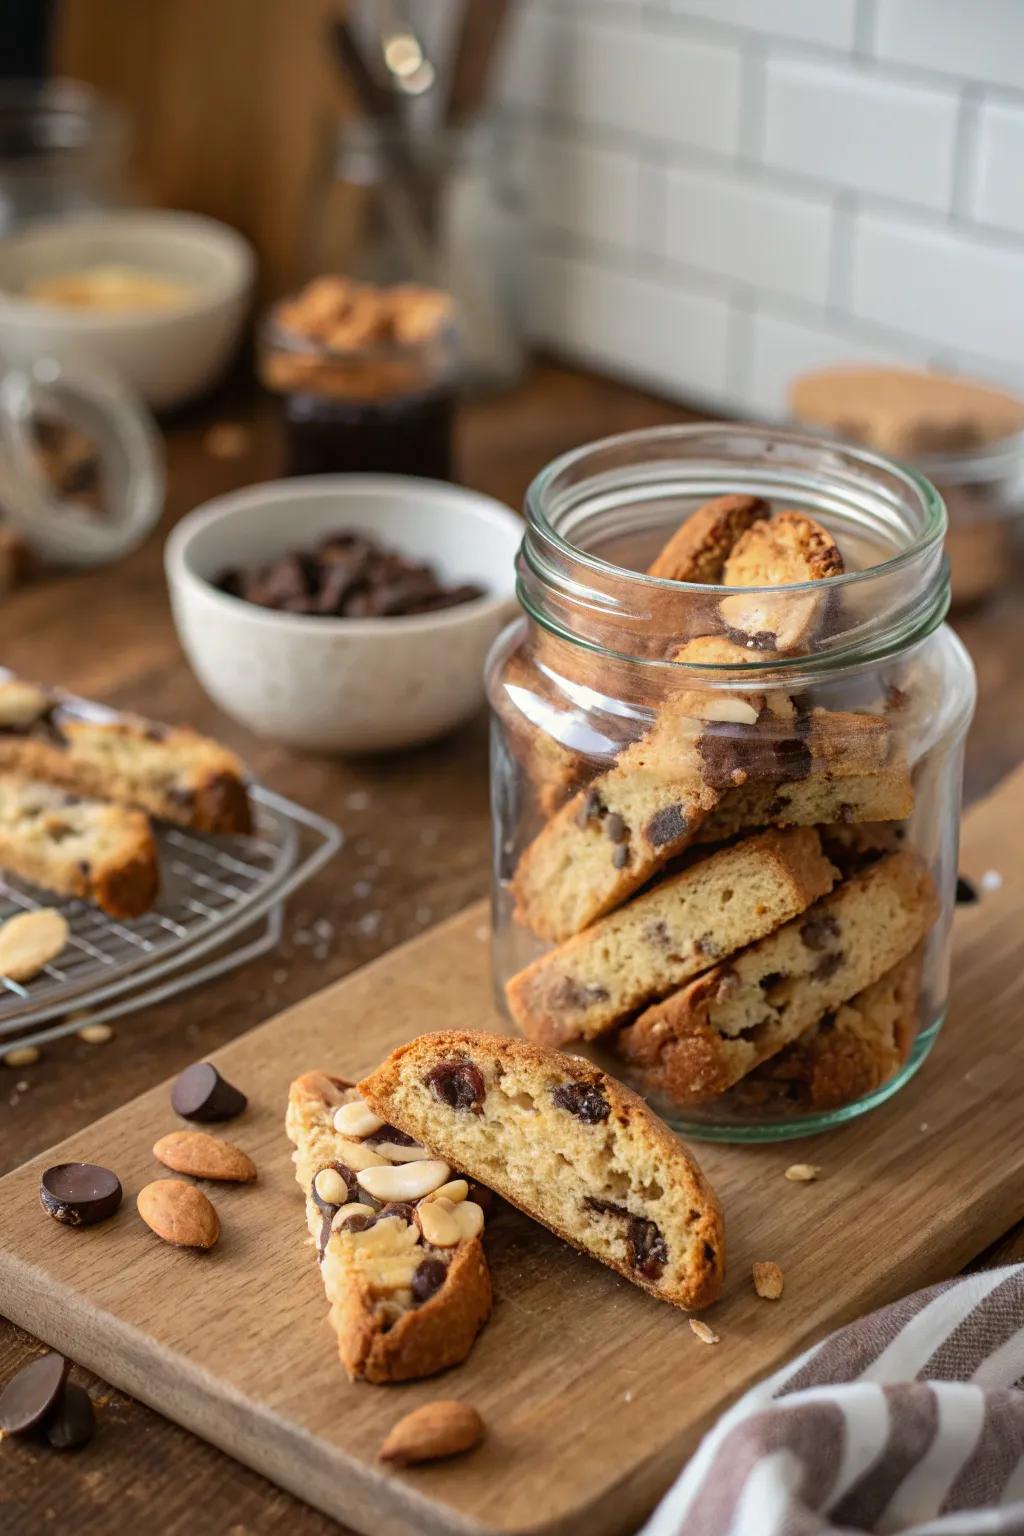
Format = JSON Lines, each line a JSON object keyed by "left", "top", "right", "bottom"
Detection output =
{"left": 0, "top": 210, "right": 254, "bottom": 410}
{"left": 165, "top": 475, "right": 522, "bottom": 754}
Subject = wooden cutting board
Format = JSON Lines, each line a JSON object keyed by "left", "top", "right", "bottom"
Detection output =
{"left": 1, "top": 765, "right": 1022, "bottom": 1536}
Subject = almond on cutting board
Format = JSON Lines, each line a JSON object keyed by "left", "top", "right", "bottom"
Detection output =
{"left": 0, "top": 908, "right": 69, "bottom": 982}
{"left": 137, "top": 1179, "right": 220, "bottom": 1249}
{"left": 378, "top": 1401, "right": 485, "bottom": 1467}
{"left": 153, "top": 1131, "right": 257, "bottom": 1183}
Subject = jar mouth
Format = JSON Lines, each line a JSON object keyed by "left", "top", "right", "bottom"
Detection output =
{"left": 519, "top": 422, "right": 949, "bottom": 673}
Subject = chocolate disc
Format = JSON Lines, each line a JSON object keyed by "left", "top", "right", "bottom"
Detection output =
{"left": 40, "top": 1163, "right": 123, "bottom": 1227}
{"left": 0, "top": 1353, "right": 69, "bottom": 1435}
{"left": 170, "top": 1062, "right": 247, "bottom": 1122}
{"left": 45, "top": 1382, "right": 95, "bottom": 1450}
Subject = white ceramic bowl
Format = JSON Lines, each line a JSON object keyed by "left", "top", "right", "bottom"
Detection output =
{"left": 0, "top": 211, "right": 254, "bottom": 410}
{"left": 165, "top": 475, "right": 523, "bottom": 753}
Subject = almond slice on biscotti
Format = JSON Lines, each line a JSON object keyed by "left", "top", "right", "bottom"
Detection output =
{"left": 646, "top": 495, "right": 770, "bottom": 582}
{"left": 506, "top": 827, "right": 837, "bottom": 1047}
{"left": 359, "top": 1032, "right": 724, "bottom": 1311}
{"left": 720, "top": 511, "right": 844, "bottom": 653}
{"left": 616, "top": 850, "right": 937, "bottom": 1104}
{"left": 285, "top": 1070, "right": 491, "bottom": 1384}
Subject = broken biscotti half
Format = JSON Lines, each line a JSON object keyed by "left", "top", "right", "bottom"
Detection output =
{"left": 0, "top": 772, "right": 159, "bottom": 918}
{"left": 737, "top": 949, "right": 922, "bottom": 1113}
{"left": 286, "top": 1070, "right": 492, "bottom": 1384}
{"left": 616, "top": 850, "right": 938, "bottom": 1103}
{"left": 507, "top": 827, "right": 838, "bottom": 1047}
{"left": 720, "top": 510, "right": 844, "bottom": 653}
{"left": 0, "top": 677, "right": 252, "bottom": 835}
{"left": 511, "top": 700, "right": 900, "bottom": 943}
{"left": 359, "top": 1031, "right": 725, "bottom": 1312}
{"left": 646, "top": 494, "right": 770, "bottom": 583}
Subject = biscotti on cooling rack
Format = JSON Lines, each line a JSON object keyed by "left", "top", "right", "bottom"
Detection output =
{"left": 0, "top": 677, "right": 252, "bottom": 835}
{"left": 359, "top": 1031, "right": 725, "bottom": 1312}
{"left": 0, "top": 772, "right": 159, "bottom": 918}
{"left": 286, "top": 1069, "right": 491, "bottom": 1383}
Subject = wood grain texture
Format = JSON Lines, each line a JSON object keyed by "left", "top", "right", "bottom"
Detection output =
{"left": 0, "top": 364, "right": 1021, "bottom": 1535}
{"left": 0, "top": 763, "right": 1022, "bottom": 1536}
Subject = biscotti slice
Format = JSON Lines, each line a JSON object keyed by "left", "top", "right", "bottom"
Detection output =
{"left": 0, "top": 773, "right": 159, "bottom": 918}
{"left": 695, "top": 762, "right": 914, "bottom": 848}
{"left": 617, "top": 851, "right": 937, "bottom": 1102}
{"left": 507, "top": 827, "right": 837, "bottom": 1046}
{"left": 720, "top": 511, "right": 844, "bottom": 653}
{"left": 646, "top": 495, "right": 769, "bottom": 582}
{"left": 741, "top": 950, "right": 921, "bottom": 1112}
{"left": 511, "top": 704, "right": 894, "bottom": 942}
{"left": 0, "top": 678, "right": 252, "bottom": 834}
{"left": 359, "top": 1032, "right": 724, "bottom": 1311}
{"left": 286, "top": 1070, "right": 491, "bottom": 1384}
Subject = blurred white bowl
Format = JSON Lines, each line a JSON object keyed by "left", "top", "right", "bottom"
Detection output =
{"left": 0, "top": 210, "right": 254, "bottom": 409}
{"left": 165, "top": 475, "right": 522, "bottom": 754}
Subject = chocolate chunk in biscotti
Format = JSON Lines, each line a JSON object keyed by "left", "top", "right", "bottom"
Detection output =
{"left": 719, "top": 511, "right": 844, "bottom": 653}
{"left": 694, "top": 764, "right": 914, "bottom": 850}
{"left": 507, "top": 827, "right": 837, "bottom": 1046}
{"left": 358, "top": 1031, "right": 724, "bottom": 1312}
{"left": 285, "top": 1070, "right": 492, "bottom": 1384}
{"left": 617, "top": 851, "right": 937, "bottom": 1103}
{"left": 646, "top": 495, "right": 770, "bottom": 582}
{"left": 511, "top": 701, "right": 895, "bottom": 944}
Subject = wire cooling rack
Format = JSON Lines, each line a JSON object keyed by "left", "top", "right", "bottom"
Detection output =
{"left": 0, "top": 787, "right": 341, "bottom": 1048}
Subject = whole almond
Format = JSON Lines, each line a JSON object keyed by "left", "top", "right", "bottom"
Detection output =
{"left": 137, "top": 1179, "right": 219, "bottom": 1249}
{"left": 0, "top": 909, "right": 69, "bottom": 983}
{"left": 153, "top": 1131, "right": 257, "bottom": 1183}
{"left": 379, "top": 1401, "right": 484, "bottom": 1467}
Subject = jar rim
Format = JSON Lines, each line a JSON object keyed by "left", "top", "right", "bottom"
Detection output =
{"left": 524, "top": 421, "right": 946, "bottom": 598}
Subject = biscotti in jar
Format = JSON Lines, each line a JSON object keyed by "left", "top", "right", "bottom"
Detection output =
{"left": 260, "top": 275, "right": 459, "bottom": 480}
{"left": 486, "top": 424, "right": 976, "bottom": 1142}
{"left": 790, "top": 366, "right": 1024, "bottom": 608}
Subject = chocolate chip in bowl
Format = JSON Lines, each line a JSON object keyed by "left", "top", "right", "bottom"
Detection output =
{"left": 165, "top": 475, "right": 521, "bottom": 753}
{"left": 215, "top": 530, "right": 484, "bottom": 620}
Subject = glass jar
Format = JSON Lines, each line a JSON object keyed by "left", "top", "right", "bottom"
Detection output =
{"left": 259, "top": 301, "right": 459, "bottom": 480}
{"left": 486, "top": 425, "right": 976, "bottom": 1142}
{"left": 304, "top": 118, "right": 526, "bottom": 389}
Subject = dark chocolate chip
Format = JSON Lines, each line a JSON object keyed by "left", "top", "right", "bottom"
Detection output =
{"left": 698, "top": 723, "right": 812, "bottom": 790}
{"left": 575, "top": 787, "right": 604, "bottom": 829}
{"left": 627, "top": 1215, "right": 668, "bottom": 1280}
{"left": 170, "top": 1062, "right": 247, "bottom": 1123}
{"left": 722, "top": 624, "right": 779, "bottom": 652}
{"left": 584, "top": 1196, "right": 628, "bottom": 1219}
{"left": 604, "top": 812, "right": 628, "bottom": 844}
{"left": 812, "top": 951, "right": 843, "bottom": 981}
{"left": 549, "top": 976, "right": 610, "bottom": 1011}
{"left": 800, "top": 914, "right": 840, "bottom": 951}
{"left": 425, "top": 1060, "right": 486, "bottom": 1113}
{"left": 411, "top": 1257, "right": 448, "bottom": 1303}
{"left": 552, "top": 1081, "right": 610, "bottom": 1123}
{"left": 611, "top": 844, "right": 630, "bottom": 869}
{"left": 758, "top": 971, "right": 787, "bottom": 994}
{"left": 376, "top": 1202, "right": 416, "bottom": 1225}
{"left": 40, "top": 1163, "right": 122, "bottom": 1227}
{"left": 644, "top": 802, "right": 688, "bottom": 849}
{"left": 0, "top": 1353, "right": 69, "bottom": 1435}
{"left": 45, "top": 1382, "right": 95, "bottom": 1450}
{"left": 956, "top": 875, "right": 979, "bottom": 905}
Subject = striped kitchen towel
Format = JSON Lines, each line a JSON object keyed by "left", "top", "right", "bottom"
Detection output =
{"left": 644, "top": 1265, "right": 1024, "bottom": 1536}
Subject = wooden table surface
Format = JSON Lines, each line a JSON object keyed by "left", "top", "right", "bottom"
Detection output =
{"left": 1, "top": 363, "right": 1023, "bottom": 1536}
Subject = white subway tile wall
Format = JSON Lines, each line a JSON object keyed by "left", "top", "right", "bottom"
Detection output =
{"left": 501, "top": 0, "right": 1024, "bottom": 420}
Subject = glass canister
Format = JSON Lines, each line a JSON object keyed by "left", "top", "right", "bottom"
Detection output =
{"left": 260, "top": 277, "right": 460, "bottom": 480}
{"left": 0, "top": 79, "right": 131, "bottom": 235}
{"left": 486, "top": 424, "right": 976, "bottom": 1142}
